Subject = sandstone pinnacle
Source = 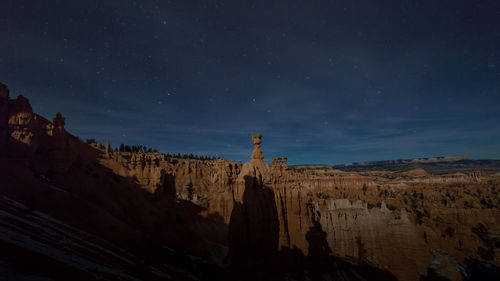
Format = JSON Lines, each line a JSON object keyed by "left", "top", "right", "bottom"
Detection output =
{"left": 250, "top": 133, "right": 264, "bottom": 160}
{"left": 105, "top": 140, "right": 111, "bottom": 157}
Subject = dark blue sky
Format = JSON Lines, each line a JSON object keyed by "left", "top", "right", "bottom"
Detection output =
{"left": 1, "top": 0, "right": 499, "bottom": 164}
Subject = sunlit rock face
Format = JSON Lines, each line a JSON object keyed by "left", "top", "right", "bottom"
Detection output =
{"left": 97, "top": 133, "right": 499, "bottom": 281}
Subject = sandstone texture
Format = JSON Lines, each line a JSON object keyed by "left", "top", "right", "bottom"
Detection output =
{"left": 98, "top": 133, "right": 500, "bottom": 281}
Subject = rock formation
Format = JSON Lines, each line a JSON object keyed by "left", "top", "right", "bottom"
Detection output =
{"left": 250, "top": 133, "right": 264, "bottom": 161}
{"left": 52, "top": 112, "right": 65, "bottom": 130}
{"left": 98, "top": 131, "right": 500, "bottom": 281}
{"left": 1, "top": 84, "right": 499, "bottom": 281}
{"left": 105, "top": 140, "right": 111, "bottom": 157}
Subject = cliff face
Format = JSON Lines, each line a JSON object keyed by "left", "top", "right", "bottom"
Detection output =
{"left": 0, "top": 85, "right": 232, "bottom": 280}
{"left": 99, "top": 142, "right": 500, "bottom": 281}
{"left": 0, "top": 83, "right": 80, "bottom": 175}
{"left": 1, "top": 85, "right": 499, "bottom": 281}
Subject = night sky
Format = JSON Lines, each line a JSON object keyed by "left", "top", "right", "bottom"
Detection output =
{"left": 1, "top": 1, "right": 500, "bottom": 164}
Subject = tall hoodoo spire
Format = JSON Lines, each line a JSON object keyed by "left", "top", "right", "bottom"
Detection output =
{"left": 250, "top": 133, "right": 264, "bottom": 161}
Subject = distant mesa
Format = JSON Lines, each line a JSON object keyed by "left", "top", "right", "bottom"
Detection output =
{"left": 332, "top": 155, "right": 500, "bottom": 174}
{"left": 341, "top": 156, "right": 471, "bottom": 167}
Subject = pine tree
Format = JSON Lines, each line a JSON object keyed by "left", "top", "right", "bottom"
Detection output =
{"left": 187, "top": 182, "right": 194, "bottom": 200}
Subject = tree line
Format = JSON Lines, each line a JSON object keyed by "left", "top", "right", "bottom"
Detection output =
{"left": 164, "top": 153, "right": 219, "bottom": 161}
{"left": 85, "top": 139, "right": 219, "bottom": 160}
{"left": 117, "top": 144, "right": 158, "bottom": 153}
{"left": 116, "top": 144, "right": 218, "bottom": 160}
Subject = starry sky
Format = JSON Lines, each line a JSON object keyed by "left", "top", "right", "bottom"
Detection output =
{"left": 1, "top": 0, "right": 500, "bottom": 164}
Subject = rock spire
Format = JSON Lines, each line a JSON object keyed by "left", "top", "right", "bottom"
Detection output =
{"left": 250, "top": 133, "right": 264, "bottom": 161}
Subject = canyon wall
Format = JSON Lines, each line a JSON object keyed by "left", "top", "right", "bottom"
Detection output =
{"left": 99, "top": 134, "right": 500, "bottom": 281}
{"left": 2, "top": 84, "right": 499, "bottom": 281}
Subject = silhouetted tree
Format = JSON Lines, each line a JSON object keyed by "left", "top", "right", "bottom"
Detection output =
{"left": 356, "top": 236, "right": 368, "bottom": 264}
{"left": 187, "top": 182, "right": 194, "bottom": 200}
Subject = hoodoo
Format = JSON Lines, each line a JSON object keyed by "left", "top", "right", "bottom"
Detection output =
{"left": 250, "top": 133, "right": 264, "bottom": 163}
